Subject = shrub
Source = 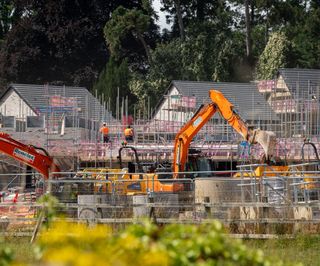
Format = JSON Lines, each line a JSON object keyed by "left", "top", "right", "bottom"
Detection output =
{"left": 35, "top": 220, "right": 296, "bottom": 266}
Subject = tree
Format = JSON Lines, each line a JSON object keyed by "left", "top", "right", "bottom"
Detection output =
{"left": 0, "top": 0, "right": 143, "bottom": 89}
{"left": 93, "top": 57, "right": 135, "bottom": 115}
{"left": 0, "top": 0, "right": 13, "bottom": 41}
{"left": 129, "top": 23, "right": 244, "bottom": 110}
{"left": 148, "top": 40, "right": 184, "bottom": 80}
{"left": 104, "top": 6, "right": 153, "bottom": 66}
{"left": 160, "top": 0, "right": 230, "bottom": 38}
{"left": 285, "top": 1, "right": 320, "bottom": 68}
{"left": 0, "top": 0, "right": 24, "bottom": 43}
{"left": 255, "top": 31, "right": 290, "bottom": 80}
{"left": 161, "top": 0, "right": 185, "bottom": 40}
{"left": 244, "top": 0, "right": 252, "bottom": 60}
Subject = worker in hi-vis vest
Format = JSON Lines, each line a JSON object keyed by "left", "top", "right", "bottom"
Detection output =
{"left": 124, "top": 125, "right": 134, "bottom": 142}
{"left": 99, "top": 122, "right": 109, "bottom": 143}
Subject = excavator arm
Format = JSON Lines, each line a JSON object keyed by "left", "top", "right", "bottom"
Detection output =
{"left": 0, "top": 132, "right": 60, "bottom": 179}
{"left": 173, "top": 89, "right": 276, "bottom": 174}
{"left": 209, "top": 90, "right": 250, "bottom": 140}
{"left": 173, "top": 103, "right": 217, "bottom": 173}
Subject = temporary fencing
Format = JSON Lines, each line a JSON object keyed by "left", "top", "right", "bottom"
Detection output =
{"left": 2, "top": 164, "right": 320, "bottom": 236}
{"left": 46, "top": 165, "right": 320, "bottom": 233}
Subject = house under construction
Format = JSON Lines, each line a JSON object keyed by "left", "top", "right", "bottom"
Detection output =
{"left": 0, "top": 68, "right": 319, "bottom": 179}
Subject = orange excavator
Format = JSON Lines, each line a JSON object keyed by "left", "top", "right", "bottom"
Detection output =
{"left": 93, "top": 89, "right": 277, "bottom": 194}
{"left": 173, "top": 89, "right": 276, "bottom": 176}
{"left": 78, "top": 89, "right": 277, "bottom": 194}
{"left": 0, "top": 132, "right": 60, "bottom": 179}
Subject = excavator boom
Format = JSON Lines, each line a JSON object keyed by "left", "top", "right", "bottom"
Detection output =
{"left": 209, "top": 90, "right": 249, "bottom": 140}
{"left": 173, "top": 103, "right": 217, "bottom": 173}
{"left": 0, "top": 132, "right": 60, "bottom": 179}
{"left": 173, "top": 89, "right": 276, "bottom": 175}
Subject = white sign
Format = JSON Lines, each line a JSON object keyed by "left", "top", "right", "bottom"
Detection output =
{"left": 13, "top": 148, "right": 35, "bottom": 163}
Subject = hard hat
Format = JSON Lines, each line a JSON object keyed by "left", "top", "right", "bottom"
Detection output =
{"left": 103, "top": 122, "right": 106, "bottom": 125}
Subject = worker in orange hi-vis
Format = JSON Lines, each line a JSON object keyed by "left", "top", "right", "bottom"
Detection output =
{"left": 124, "top": 125, "right": 134, "bottom": 142}
{"left": 100, "top": 122, "right": 110, "bottom": 143}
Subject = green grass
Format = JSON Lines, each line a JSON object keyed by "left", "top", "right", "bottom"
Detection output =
{"left": 245, "top": 235, "right": 320, "bottom": 266}
{"left": 0, "top": 237, "right": 35, "bottom": 264}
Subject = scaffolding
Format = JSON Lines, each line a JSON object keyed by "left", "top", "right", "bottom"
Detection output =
{"left": 0, "top": 79, "right": 319, "bottom": 171}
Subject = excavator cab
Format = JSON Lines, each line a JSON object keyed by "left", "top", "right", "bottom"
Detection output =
{"left": 185, "top": 149, "right": 214, "bottom": 178}
{"left": 117, "top": 144, "right": 185, "bottom": 193}
{"left": 186, "top": 157, "right": 213, "bottom": 177}
{"left": 118, "top": 145, "right": 158, "bottom": 174}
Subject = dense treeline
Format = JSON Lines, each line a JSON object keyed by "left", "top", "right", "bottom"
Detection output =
{"left": 0, "top": 0, "right": 143, "bottom": 88}
{"left": 0, "top": 0, "right": 319, "bottom": 114}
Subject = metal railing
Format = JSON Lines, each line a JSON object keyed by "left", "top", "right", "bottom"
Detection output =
{"left": 2, "top": 165, "right": 320, "bottom": 235}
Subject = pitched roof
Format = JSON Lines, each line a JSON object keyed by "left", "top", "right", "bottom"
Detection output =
{"left": 3, "top": 83, "right": 113, "bottom": 122}
{"left": 277, "top": 68, "right": 320, "bottom": 95}
{"left": 169, "top": 80, "right": 279, "bottom": 121}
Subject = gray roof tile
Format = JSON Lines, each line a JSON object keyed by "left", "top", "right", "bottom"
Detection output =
{"left": 6, "top": 83, "right": 113, "bottom": 122}
{"left": 170, "top": 80, "right": 279, "bottom": 121}
{"left": 277, "top": 68, "right": 320, "bottom": 95}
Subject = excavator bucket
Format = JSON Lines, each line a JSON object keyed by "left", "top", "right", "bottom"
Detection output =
{"left": 252, "top": 129, "right": 276, "bottom": 159}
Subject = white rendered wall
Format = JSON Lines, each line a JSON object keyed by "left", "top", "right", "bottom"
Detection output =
{"left": 0, "top": 90, "right": 36, "bottom": 119}
{"left": 153, "top": 86, "right": 194, "bottom": 123}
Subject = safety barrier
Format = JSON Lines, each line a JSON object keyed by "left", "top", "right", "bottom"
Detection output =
{"left": 2, "top": 164, "right": 320, "bottom": 236}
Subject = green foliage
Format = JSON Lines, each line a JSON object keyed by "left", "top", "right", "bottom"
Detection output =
{"left": 0, "top": 0, "right": 318, "bottom": 94}
{"left": 142, "top": 0, "right": 158, "bottom": 19}
{"left": 0, "top": 0, "right": 144, "bottom": 88}
{"left": 149, "top": 40, "right": 184, "bottom": 80}
{"left": 37, "top": 194, "right": 60, "bottom": 228}
{"left": 128, "top": 22, "right": 245, "bottom": 110}
{"left": 149, "top": 32, "right": 236, "bottom": 82}
{"left": 0, "top": 0, "right": 111, "bottom": 87}
{"left": 288, "top": 4, "right": 320, "bottom": 69}
{"left": 0, "top": 243, "right": 13, "bottom": 266}
{"left": 161, "top": 0, "right": 231, "bottom": 28}
{"left": 255, "top": 32, "right": 290, "bottom": 80}
{"left": 0, "top": 0, "right": 14, "bottom": 40}
{"left": 93, "top": 57, "right": 134, "bottom": 115}
{"left": 245, "top": 234, "right": 320, "bottom": 266}
{"left": 35, "top": 220, "right": 291, "bottom": 266}
{"left": 250, "top": 25, "right": 268, "bottom": 59}
{"left": 0, "top": 237, "right": 35, "bottom": 265}
{"left": 129, "top": 73, "right": 167, "bottom": 114}
{"left": 104, "top": 6, "right": 151, "bottom": 63}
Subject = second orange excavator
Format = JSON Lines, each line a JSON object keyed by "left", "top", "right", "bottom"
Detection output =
{"left": 0, "top": 132, "right": 60, "bottom": 179}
